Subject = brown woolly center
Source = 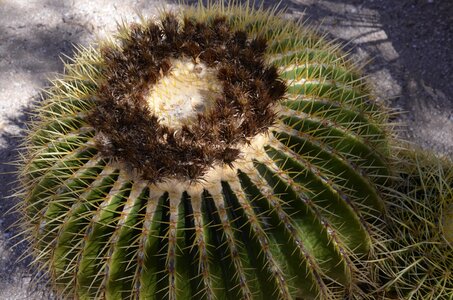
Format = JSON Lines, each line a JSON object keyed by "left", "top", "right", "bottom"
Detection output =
{"left": 88, "top": 14, "right": 286, "bottom": 182}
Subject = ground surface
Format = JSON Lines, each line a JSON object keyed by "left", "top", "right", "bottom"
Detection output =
{"left": 0, "top": 0, "right": 451, "bottom": 298}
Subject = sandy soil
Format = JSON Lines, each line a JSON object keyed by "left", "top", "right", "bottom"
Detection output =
{"left": 0, "top": 0, "right": 451, "bottom": 298}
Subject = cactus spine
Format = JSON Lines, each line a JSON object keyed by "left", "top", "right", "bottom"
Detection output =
{"left": 16, "top": 1, "right": 399, "bottom": 299}
{"left": 379, "top": 150, "right": 453, "bottom": 299}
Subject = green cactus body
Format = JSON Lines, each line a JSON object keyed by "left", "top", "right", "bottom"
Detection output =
{"left": 380, "top": 150, "right": 453, "bottom": 299}
{"left": 17, "top": 2, "right": 395, "bottom": 299}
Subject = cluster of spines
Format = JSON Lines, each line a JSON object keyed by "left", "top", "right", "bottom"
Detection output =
{"left": 378, "top": 150, "right": 453, "bottom": 299}
{"left": 12, "top": 1, "right": 401, "bottom": 299}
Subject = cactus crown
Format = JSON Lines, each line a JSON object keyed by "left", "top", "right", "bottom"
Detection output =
{"left": 89, "top": 14, "right": 286, "bottom": 182}
{"left": 14, "top": 1, "right": 402, "bottom": 299}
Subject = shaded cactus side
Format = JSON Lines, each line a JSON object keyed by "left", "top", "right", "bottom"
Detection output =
{"left": 15, "top": 2, "right": 399, "bottom": 299}
{"left": 378, "top": 149, "right": 453, "bottom": 299}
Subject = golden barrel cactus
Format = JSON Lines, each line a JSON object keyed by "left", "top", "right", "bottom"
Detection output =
{"left": 16, "top": 2, "right": 401, "bottom": 299}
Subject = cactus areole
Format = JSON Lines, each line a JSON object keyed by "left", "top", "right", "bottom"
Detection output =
{"left": 18, "top": 3, "right": 394, "bottom": 300}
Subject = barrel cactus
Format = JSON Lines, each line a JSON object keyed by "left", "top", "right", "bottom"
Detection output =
{"left": 16, "top": 2, "right": 397, "bottom": 299}
{"left": 379, "top": 150, "right": 453, "bottom": 299}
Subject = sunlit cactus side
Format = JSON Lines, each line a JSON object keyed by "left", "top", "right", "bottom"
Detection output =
{"left": 378, "top": 149, "right": 453, "bottom": 299}
{"left": 15, "top": 1, "right": 397, "bottom": 299}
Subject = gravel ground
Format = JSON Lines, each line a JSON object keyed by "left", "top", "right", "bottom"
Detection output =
{"left": 0, "top": 0, "right": 451, "bottom": 298}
